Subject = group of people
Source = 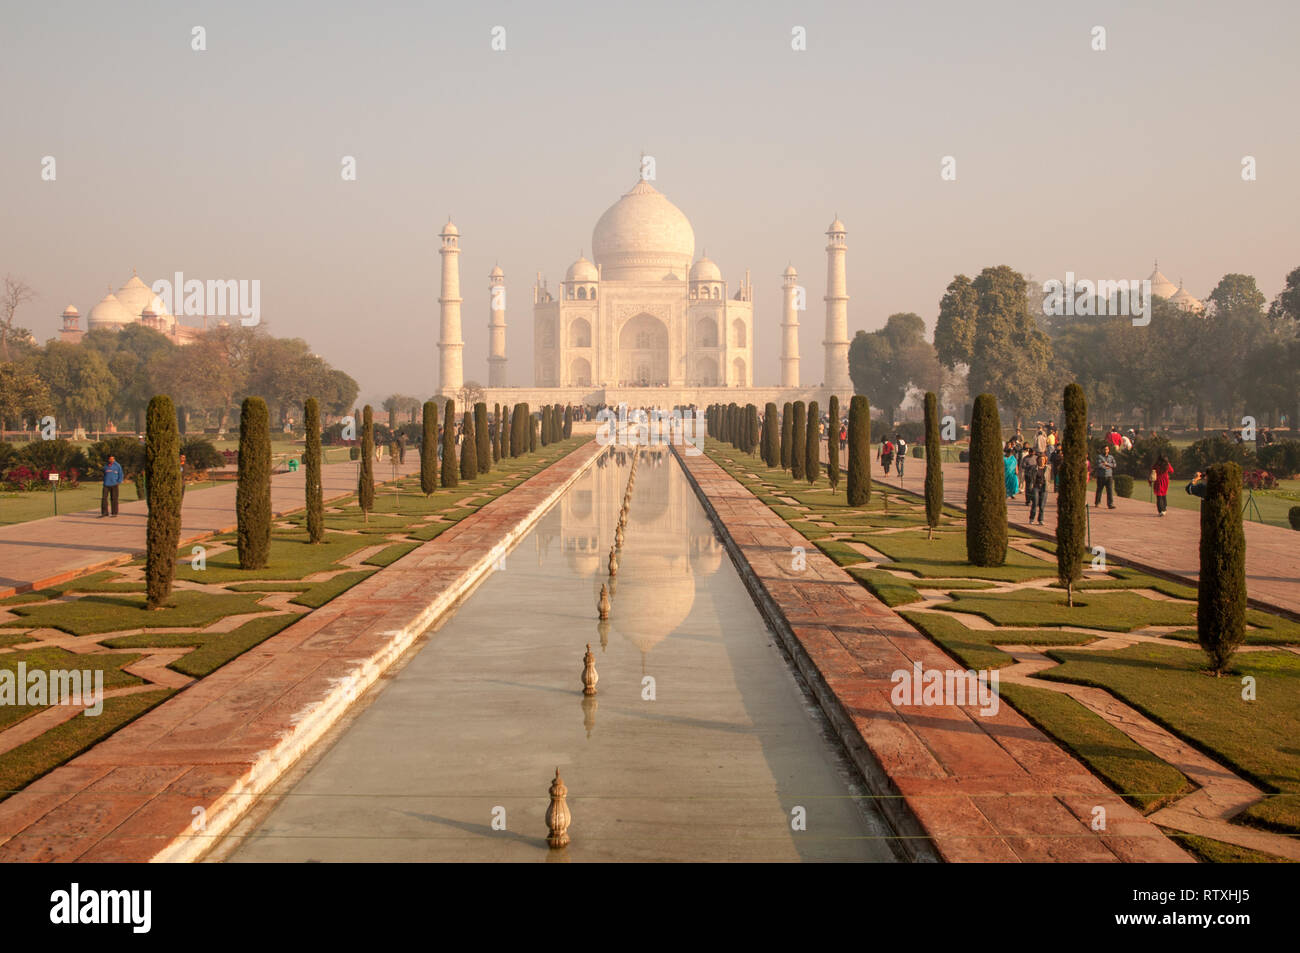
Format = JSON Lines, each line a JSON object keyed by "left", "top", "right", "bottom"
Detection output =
{"left": 877, "top": 434, "right": 909, "bottom": 477}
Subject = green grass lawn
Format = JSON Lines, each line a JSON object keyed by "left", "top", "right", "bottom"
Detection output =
{"left": 2, "top": 589, "right": 273, "bottom": 636}
{"left": 934, "top": 588, "right": 1198, "bottom": 631}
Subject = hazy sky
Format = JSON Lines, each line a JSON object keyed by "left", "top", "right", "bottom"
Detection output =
{"left": 3, "top": 0, "right": 1297, "bottom": 406}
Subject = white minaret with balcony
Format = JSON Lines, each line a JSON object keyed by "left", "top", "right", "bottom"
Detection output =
{"left": 780, "top": 264, "right": 800, "bottom": 388}
{"left": 822, "top": 217, "right": 850, "bottom": 392}
{"left": 438, "top": 219, "right": 464, "bottom": 395}
{"left": 488, "top": 264, "right": 507, "bottom": 386}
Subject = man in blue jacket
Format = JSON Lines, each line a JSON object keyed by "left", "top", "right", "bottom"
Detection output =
{"left": 101, "top": 454, "right": 124, "bottom": 517}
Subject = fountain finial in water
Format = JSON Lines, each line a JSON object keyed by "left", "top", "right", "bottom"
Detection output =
{"left": 598, "top": 583, "right": 611, "bottom": 620}
{"left": 546, "top": 769, "right": 571, "bottom": 849}
{"left": 582, "top": 643, "right": 599, "bottom": 696}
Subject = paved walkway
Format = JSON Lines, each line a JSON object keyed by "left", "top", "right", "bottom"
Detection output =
{"left": 0, "top": 440, "right": 603, "bottom": 862}
{"left": 678, "top": 446, "right": 1190, "bottom": 863}
{"left": 0, "top": 455, "right": 420, "bottom": 600}
{"left": 832, "top": 448, "right": 1299, "bottom": 619}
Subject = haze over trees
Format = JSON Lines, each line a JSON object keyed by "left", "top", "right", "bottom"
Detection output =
{"left": 848, "top": 312, "right": 941, "bottom": 428}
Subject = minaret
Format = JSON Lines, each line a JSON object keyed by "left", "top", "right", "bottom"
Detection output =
{"left": 438, "top": 219, "right": 464, "bottom": 395}
{"left": 488, "top": 265, "right": 507, "bottom": 387}
{"left": 823, "top": 216, "right": 850, "bottom": 392}
{"left": 780, "top": 265, "right": 800, "bottom": 387}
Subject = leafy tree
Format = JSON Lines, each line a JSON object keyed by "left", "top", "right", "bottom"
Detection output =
{"left": 36, "top": 342, "right": 116, "bottom": 429}
{"left": 846, "top": 395, "right": 871, "bottom": 505}
{"left": 1198, "top": 463, "right": 1246, "bottom": 674}
{"left": 965, "top": 393, "right": 1007, "bottom": 567}
{"left": 0, "top": 361, "right": 50, "bottom": 432}
{"left": 1057, "top": 384, "right": 1088, "bottom": 605}
{"left": 848, "top": 313, "right": 941, "bottom": 427}
{"left": 304, "top": 397, "right": 324, "bottom": 543}
{"left": 934, "top": 274, "right": 977, "bottom": 371}
{"left": 441, "top": 399, "right": 458, "bottom": 487}
{"left": 923, "top": 391, "right": 942, "bottom": 537}
{"left": 144, "top": 395, "right": 182, "bottom": 607}
{"left": 420, "top": 400, "right": 438, "bottom": 495}
{"left": 236, "top": 396, "right": 272, "bottom": 569}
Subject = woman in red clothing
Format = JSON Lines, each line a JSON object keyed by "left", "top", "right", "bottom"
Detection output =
{"left": 1150, "top": 454, "right": 1175, "bottom": 516}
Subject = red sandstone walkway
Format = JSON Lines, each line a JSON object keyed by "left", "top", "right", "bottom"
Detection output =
{"left": 0, "top": 455, "right": 420, "bottom": 600}
{"left": 864, "top": 455, "right": 1299, "bottom": 618}
{"left": 679, "top": 446, "right": 1190, "bottom": 863}
{"left": 0, "top": 441, "right": 602, "bottom": 862}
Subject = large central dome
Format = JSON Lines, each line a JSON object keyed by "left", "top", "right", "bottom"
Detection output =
{"left": 591, "top": 178, "right": 695, "bottom": 281}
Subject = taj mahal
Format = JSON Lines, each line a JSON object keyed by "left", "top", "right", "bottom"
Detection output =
{"left": 436, "top": 168, "right": 854, "bottom": 410}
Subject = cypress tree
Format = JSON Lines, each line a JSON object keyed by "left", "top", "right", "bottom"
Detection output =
{"left": 236, "top": 396, "right": 272, "bottom": 570}
{"left": 791, "top": 401, "right": 806, "bottom": 480}
{"left": 530, "top": 412, "right": 538, "bottom": 452}
{"left": 805, "top": 400, "right": 820, "bottom": 484}
{"left": 553, "top": 404, "right": 563, "bottom": 442}
{"left": 780, "top": 402, "right": 793, "bottom": 470}
{"left": 827, "top": 396, "right": 841, "bottom": 492}
{"left": 1198, "top": 462, "right": 1247, "bottom": 674}
{"left": 304, "top": 397, "right": 324, "bottom": 543}
{"left": 492, "top": 403, "right": 501, "bottom": 462}
{"left": 441, "top": 399, "right": 458, "bottom": 487}
{"left": 511, "top": 403, "right": 524, "bottom": 457}
{"left": 461, "top": 409, "right": 478, "bottom": 479}
{"left": 144, "top": 394, "right": 182, "bottom": 607}
{"left": 966, "top": 393, "right": 1007, "bottom": 567}
{"left": 762, "top": 402, "right": 778, "bottom": 466}
{"left": 746, "top": 404, "right": 759, "bottom": 455}
{"left": 420, "top": 400, "right": 438, "bottom": 496}
{"left": 475, "top": 402, "right": 490, "bottom": 473}
{"left": 923, "top": 392, "right": 942, "bottom": 538}
{"left": 847, "top": 395, "right": 871, "bottom": 506}
{"left": 358, "top": 404, "right": 375, "bottom": 518}
{"left": 564, "top": 405, "right": 573, "bottom": 439}
{"left": 539, "top": 406, "right": 549, "bottom": 447}
{"left": 1057, "top": 384, "right": 1087, "bottom": 604}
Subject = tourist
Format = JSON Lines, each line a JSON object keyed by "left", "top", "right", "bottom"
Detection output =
{"left": 179, "top": 452, "right": 187, "bottom": 499}
{"left": 1003, "top": 446, "right": 1019, "bottom": 499}
{"left": 1049, "top": 444, "right": 1063, "bottom": 493}
{"left": 1185, "top": 471, "right": 1207, "bottom": 499}
{"left": 1035, "top": 427, "right": 1048, "bottom": 455}
{"left": 101, "top": 454, "right": 123, "bottom": 518}
{"left": 839, "top": 422, "right": 847, "bottom": 451}
{"left": 1027, "top": 453, "right": 1048, "bottom": 525}
{"left": 1107, "top": 426, "right": 1123, "bottom": 449}
{"left": 878, "top": 435, "right": 894, "bottom": 476}
{"left": 894, "top": 434, "right": 907, "bottom": 476}
{"left": 1094, "top": 445, "right": 1117, "bottom": 508}
{"left": 1150, "top": 453, "right": 1174, "bottom": 517}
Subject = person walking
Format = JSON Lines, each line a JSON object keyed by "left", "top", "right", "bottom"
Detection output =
{"left": 1003, "top": 446, "right": 1019, "bottom": 498}
{"left": 1049, "top": 444, "right": 1063, "bottom": 493}
{"left": 101, "top": 454, "right": 124, "bottom": 517}
{"left": 1027, "top": 452, "right": 1048, "bottom": 525}
{"left": 878, "top": 436, "right": 894, "bottom": 477}
{"left": 894, "top": 434, "right": 907, "bottom": 477}
{"left": 1149, "top": 453, "right": 1174, "bottom": 516}
{"left": 839, "top": 423, "right": 847, "bottom": 452}
{"left": 1035, "top": 427, "right": 1048, "bottom": 455}
{"left": 1094, "top": 445, "right": 1117, "bottom": 508}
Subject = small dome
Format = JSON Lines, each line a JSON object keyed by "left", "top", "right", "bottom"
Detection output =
{"left": 489, "top": 264, "right": 504, "bottom": 278}
{"left": 1171, "top": 281, "right": 1202, "bottom": 312}
{"left": 690, "top": 256, "right": 721, "bottom": 282}
{"left": 1148, "top": 263, "right": 1178, "bottom": 299}
{"left": 62, "top": 305, "right": 79, "bottom": 316}
{"left": 87, "top": 291, "right": 135, "bottom": 328}
{"left": 441, "top": 220, "right": 459, "bottom": 236}
{"left": 783, "top": 264, "right": 797, "bottom": 277}
{"left": 827, "top": 217, "right": 846, "bottom": 233}
{"left": 566, "top": 256, "right": 598, "bottom": 283}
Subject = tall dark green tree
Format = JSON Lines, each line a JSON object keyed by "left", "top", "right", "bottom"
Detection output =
{"left": 441, "top": 399, "right": 458, "bottom": 487}
{"left": 780, "top": 402, "right": 793, "bottom": 470}
{"left": 144, "top": 394, "right": 182, "bottom": 607}
{"left": 358, "top": 404, "right": 375, "bottom": 518}
{"left": 846, "top": 396, "right": 871, "bottom": 505}
{"left": 1198, "top": 462, "right": 1247, "bottom": 674}
{"left": 965, "top": 393, "right": 1007, "bottom": 567}
{"left": 540, "top": 406, "right": 550, "bottom": 447}
{"left": 564, "top": 405, "right": 573, "bottom": 439}
{"left": 492, "top": 403, "right": 501, "bottom": 462}
{"left": 460, "top": 409, "right": 478, "bottom": 479}
{"left": 236, "top": 396, "right": 271, "bottom": 570}
{"left": 1057, "top": 384, "right": 1088, "bottom": 604}
{"left": 827, "top": 396, "right": 840, "bottom": 492}
{"left": 922, "top": 392, "right": 942, "bottom": 539}
{"left": 420, "top": 400, "right": 438, "bottom": 496}
{"left": 475, "top": 402, "right": 491, "bottom": 473}
{"left": 790, "top": 401, "right": 807, "bottom": 480}
{"left": 529, "top": 412, "right": 538, "bottom": 452}
{"left": 304, "top": 397, "right": 324, "bottom": 543}
{"left": 762, "top": 402, "right": 779, "bottom": 467}
{"left": 510, "top": 403, "right": 524, "bottom": 457}
{"left": 805, "top": 400, "right": 820, "bottom": 484}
